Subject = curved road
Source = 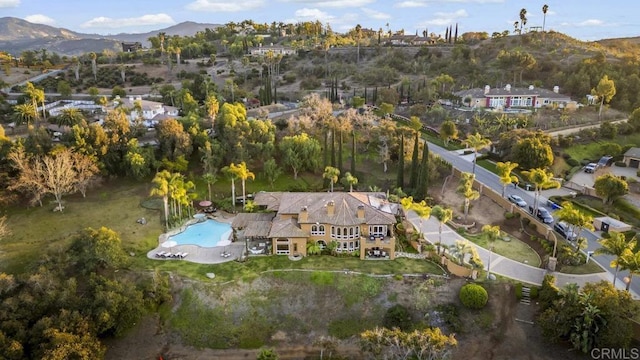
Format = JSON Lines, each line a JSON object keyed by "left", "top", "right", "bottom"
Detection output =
{"left": 425, "top": 140, "right": 639, "bottom": 298}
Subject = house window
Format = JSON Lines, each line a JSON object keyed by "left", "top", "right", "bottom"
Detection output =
{"left": 510, "top": 96, "right": 522, "bottom": 107}
{"left": 311, "top": 224, "right": 325, "bottom": 235}
{"left": 316, "top": 240, "right": 326, "bottom": 249}
{"left": 369, "top": 225, "right": 387, "bottom": 238}
{"left": 276, "top": 239, "right": 289, "bottom": 255}
{"left": 330, "top": 226, "right": 359, "bottom": 239}
{"left": 525, "top": 97, "right": 532, "bottom": 106}
{"left": 489, "top": 97, "right": 505, "bottom": 108}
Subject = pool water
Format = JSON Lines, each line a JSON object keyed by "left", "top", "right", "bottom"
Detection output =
{"left": 169, "top": 219, "right": 232, "bottom": 247}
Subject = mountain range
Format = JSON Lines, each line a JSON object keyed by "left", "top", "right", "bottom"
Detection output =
{"left": 0, "top": 17, "right": 221, "bottom": 56}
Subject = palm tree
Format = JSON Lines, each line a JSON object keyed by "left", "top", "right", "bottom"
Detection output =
{"left": 57, "top": 108, "right": 84, "bottom": 127}
{"left": 450, "top": 240, "right": 473, "bottom": 265}
{"left": 222, "top": 163, "right": 240, "bottom": 211}
{"left": 619, "top": 248, "right": 640, "bottom": 291}
{"left": 89, "top": 52, "right": 97, "bottom": 81}
{"left": 235, "top": 162, "right": 255, "bottom": 210}
{"left": 25, "top": 82, "right": 45, "bottom": 123}
{"left": 355, "top": 24, "right": 362, "bottom": 63}
{"left": 542, "top": 5, "right": 549, "bottom": 32}
{"left": 523, "top": 168, "right": 560, "bottom": 212}
{"left": 596, "top": 232, "right": 634, "bottom": 287}
{"left": 431, "top": 205, "right": 453, "bottom": 255}
{"left": 13, "top": 103, "right": 37, "bottom": 126}
{"left": 151, "top": 170, "right": 171, "bottom": 230}
{"left": 482, "top": 225, "right": 501, "bottom": 278}
{"left": 519, "top": 8, "right": 528, "bottom": 34}
{"left": 400, "top": 197, "right": 432, "bottom": 253}
{"left": 462, "top": 133, "right": 491, "bottom": 174}
{"left": 457, "top": 172, "right": 480, "bottom": 222}
{"left": 496, "top": 161, "right": 519, "bottom": 197}
{"left": 202, "top": 172, "right": 217, "bottom": 202}
{"left": 342, "top": 172, "right": 358, "bottom": 192}
{"left": 323, "top": 166, "right": 340, "bottom": 192}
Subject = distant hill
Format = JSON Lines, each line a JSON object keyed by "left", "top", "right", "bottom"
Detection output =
{"left": 0, "top": 17, "right": 221, "bottom": 56}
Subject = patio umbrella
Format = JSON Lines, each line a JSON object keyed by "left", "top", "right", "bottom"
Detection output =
{"left": 161, "top": 240, "right": 177, "bottom": 253}
{"left": 199, "top": 200, "right": 212, "bottom": 207}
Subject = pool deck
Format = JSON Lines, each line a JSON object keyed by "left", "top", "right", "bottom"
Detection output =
{"left": 147, "top": 211, "right": 246, "bottom": 265}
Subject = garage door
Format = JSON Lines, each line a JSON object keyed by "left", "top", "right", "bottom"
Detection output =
{"left": 630, "top": 159, "right": 640, "bottom": 168}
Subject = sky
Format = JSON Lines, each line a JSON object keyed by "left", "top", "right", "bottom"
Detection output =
{"left": 1, "top": 0, "right": 639, "bottom": 41}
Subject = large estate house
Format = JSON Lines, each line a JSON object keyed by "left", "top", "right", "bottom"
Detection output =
{"left": 242, "top": 192, "right": 400, "bottom": 259}
{"left": 249, "top": 44, "right": 296, "bottom": 56}
{"left": 455, "top": 84, "right": 577, "bottom": 110}
{"left": 112, "top": 96, "right": 179, "bottom": 127}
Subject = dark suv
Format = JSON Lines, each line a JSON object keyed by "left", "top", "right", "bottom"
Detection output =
{"left": 529, "top": 206, "right": 554, "bottom": 224}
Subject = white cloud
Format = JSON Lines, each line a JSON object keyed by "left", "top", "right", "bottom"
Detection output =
{"left": 362, "top": 8, "right": 391, "bottom": 20}
{"left": 396, "top": 1, "right": 428, "bottom": 8}
{"left": 186, "top": 0, "right": 265, "bottom": 12}
{"left": 0, "top": 0, "right": 19, "bottom": 8}
{"left": 576, "top": 19, "right": 604, "bottom": 27}
{"left": 396, "top": 0, "right": 501, "bottom": 6}
{"left": 80, "top": 13, "right": 175, "bottom": 29}
{"left": 280, "top": 0, "right": 374, "bottom": 8}
{"left": 24, "top": 14, "right": 56, "bottom": 26}
{"left": 418, "top": 9, "right": 468, "bottom": 26}
{"left": 291, "top": 8, "right": 335, "bottom": 23}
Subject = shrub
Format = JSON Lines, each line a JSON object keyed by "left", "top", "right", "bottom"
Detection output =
{"left": 515, "top": 283, "right": 523, "bottom": 300}
{"left": 614, "top": 161, "right": 627, "bottom": 167}
{"left": 459, "top": 283, "right": 488, "bottom": 309}
{"left": 637, "top": 169, "right": 640, "bottom": 177}
{"left": 504, "top": 212, "right": 516, "bottom": 219}
{"left": 383, "top": 304, "right": 413, "bottom": 331}
{"left": 530, "top": 286, "right": 539, "bottom": 299}
{"left": 566, "top": 158, "right": 579, "bottom": 167}
{"left": 522, "top": 218, "right": 531, "bottom": 226}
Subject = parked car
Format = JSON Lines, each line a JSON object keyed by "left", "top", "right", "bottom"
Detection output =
{"left": 554, "top": 221, "right": 578, "bottom": 241}
{"left": 584, "top": 163, "right": 597, "bottom": 173}
{"left": 529, "top": 206, "right": 554, "bottom": 224}
{"left": 508, "top": 194, "right": 527, "bottom": 207}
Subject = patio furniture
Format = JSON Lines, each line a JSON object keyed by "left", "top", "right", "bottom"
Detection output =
{"left": 178, "top": 252, "right": 189, "bottom": 259}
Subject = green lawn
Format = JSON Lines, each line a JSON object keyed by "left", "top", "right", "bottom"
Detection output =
{"left": 559, "top": 259, "right": 606, "bottom": 274}
{"left": 465, "top": 232, "right": 542, "bottom": 267}
{"left": 1, "top": 180, "right": 163, "bottom": 273}
{"left": 563, "top": 133, "right": 640, "bottom": 162}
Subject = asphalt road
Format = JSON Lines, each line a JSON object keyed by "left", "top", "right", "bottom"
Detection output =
{"left": 427, "top": 141, "right": 638, "bottom": 296}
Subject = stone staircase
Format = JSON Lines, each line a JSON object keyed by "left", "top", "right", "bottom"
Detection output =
{"left": 520, "top": 286, "right": 531, "bottom": 305}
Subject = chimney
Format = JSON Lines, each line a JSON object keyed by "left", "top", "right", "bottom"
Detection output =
{"left": 327, "top": 200, "right": 335, "bottom": 216}
{"left": 357, "top": 205, "right": 365, "bottom": 219}
{"left": 528, "top": 85, "right": 534, "bottom": 90}
{"left": 299, "top": 206, "right": 308, "bottom": 222}
{"left": 505, "top": 84, "right": 511, "bottom": 92}
{"left": 553, "top": 86, "right": 559, "bottom": 93}
{"left": 484, "top": 85, "right": 490, "bottom": 94}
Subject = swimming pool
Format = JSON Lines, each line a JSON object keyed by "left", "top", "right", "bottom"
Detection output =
{"left": 169, "top": 219, "right": 232, "bottom": 247}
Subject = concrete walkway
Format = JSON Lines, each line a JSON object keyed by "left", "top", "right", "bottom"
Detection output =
{"left": 406, "top": 211, "right": 638, "bottom": 297}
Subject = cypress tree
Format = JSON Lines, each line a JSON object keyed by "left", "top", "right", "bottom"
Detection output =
{"left": 338, "top": 130, "right": 344, "bottom": 175}
{"left": 414, "top": 141, "right": 430, "bottom": 201}
{"left": 449, "top": 25, "right": 453, "bottom": 44}
{"left": 364, "top": 87, "right": 368, "bottom": 104}
{"left": 324, "top": 130, "right": 330, "bottom": 188}
{"left": 409, "top": 131, "right": 420, "bottom": 190}
{"left": 445, "top": 27, "right": 449, "bottom": 42}
{"left": 351, "top": 130, "right": 356, "bottom": 174}
{"left": 331, "top": 128, "right": 336, "bottom": 167}
{"left": 454, "top": 23, "right": 458, "bottom": 43}
{"left": 397, "top": 133, "right": 405, "bottom": 190}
